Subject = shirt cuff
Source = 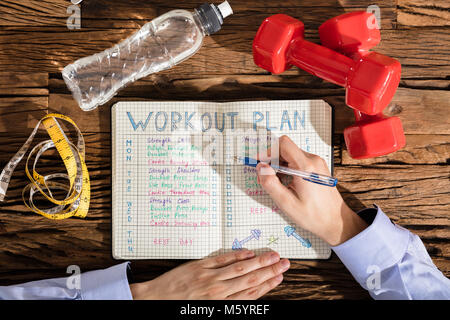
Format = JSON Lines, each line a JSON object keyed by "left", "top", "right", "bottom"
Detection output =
{"left": 331, "top": 206, "right": 410, "bottom": 286}
{"left": 80, "top": 262, "right": 133, "bottom": 300}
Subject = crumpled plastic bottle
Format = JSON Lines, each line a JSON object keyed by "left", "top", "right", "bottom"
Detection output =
{"left": 62, "top": 2, "right": 233, "bottom": 111}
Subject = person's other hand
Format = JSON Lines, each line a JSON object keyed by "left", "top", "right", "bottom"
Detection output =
{"left": 257, "top": 135, "right": 367, "bottom": 246}
{"left": 130, "top": 250, "right": 289, "bottom": 299}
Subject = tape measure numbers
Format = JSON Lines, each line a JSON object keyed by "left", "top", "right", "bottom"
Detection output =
{"left": 0, "top": 113, "right": 90, "bottom": 219}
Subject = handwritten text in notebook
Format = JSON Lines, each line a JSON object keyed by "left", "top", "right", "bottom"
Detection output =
{"left": 112, "top": 101, "right": 332, "bottom": 259}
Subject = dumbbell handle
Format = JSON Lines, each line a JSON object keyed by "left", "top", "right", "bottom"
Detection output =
{"left": 353, "top": 110, "right": 385, "bottom": 122}
{"left": 288, "top": 37, "right": 355, "bottom": 87}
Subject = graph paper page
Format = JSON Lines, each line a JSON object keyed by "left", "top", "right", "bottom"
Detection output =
{"left": 112, "top": 100, "right": 332, "bottom": 259}
{"left": 221, "top": 101, "right": 332, "bottom": 259}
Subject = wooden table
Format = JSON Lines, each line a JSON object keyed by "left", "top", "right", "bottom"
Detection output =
{"left": 0, "top": 0, "right": 448, "bottom": 299}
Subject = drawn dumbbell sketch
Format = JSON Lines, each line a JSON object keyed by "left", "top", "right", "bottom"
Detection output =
{"left": 232, "top": 229, "right": 262, "bottom": 250}
{"left": 284, "top": 226, "right": 311, "bottom": 248}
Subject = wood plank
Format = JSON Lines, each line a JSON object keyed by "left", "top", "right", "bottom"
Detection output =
{"left": 48, "top": 73, "right": 340, "bottom": 95}
{"left": 0, "top": 97, "right": 48, "bottom": 133}
{"left": 49, "top": 93, "right": 111, "bottom": 133}
{"left": 0, "top": 72, "right": 48, "bottom": 96}
{"left": 336, "top": 165, "right": 450, "bottom": 226}
{"left": 0, "top": 0, "right": 68, "bottom": 27}
{"left": 0, "top": 72, "right": 48, "bottom": 89}
{"left": 386, "top": 88, "right": 450, "bottom": 135}
{"left": 333, "top": 134, "right": 342, "bottom": 165}
{"left": 81, "top": 0, "right": 396, "bottom": 20}
{"left": 0, "top": 27, "right": 133, "bottom": 73}
{"left": 334, "top": 87, "right": 450, "bottom": 135}
{"left": 401, "top": 79, "right": 450, "bottom": 90}
{"left": 48, "top": 78, "right": 450, "bottom": 135}
{"left": 0, "top": 72, "right": 48, "bottom": 133}
{"left": 83, "top": 2, "right": 396, "bottom": 30}
{"left": 1, "top": 27, "right": 447, "bottom": 78}
{"left": 49, "top": 74, "right": 450, "bottom": 93}
{"left": 82, "top": 0, "right": 396, "bottom": 13}
{"left": 342, "top": 135, "right": 450, "bottom": 165}
{"left": 398, "top": 0, "right": 450, "bottom": 27}
{"left": 376, "top": 28, "right": 450, "bottom": 79}
{"left": 0, "top": 0, "right": 396, "bottom": 29}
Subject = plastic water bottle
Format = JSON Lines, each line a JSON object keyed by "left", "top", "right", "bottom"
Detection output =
{"left": 62, "top": 2, "right": 233, "bottom": 111}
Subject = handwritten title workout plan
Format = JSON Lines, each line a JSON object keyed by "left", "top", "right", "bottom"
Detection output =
{"left": 112, "top": 100, "right": 332, "bottom": 259}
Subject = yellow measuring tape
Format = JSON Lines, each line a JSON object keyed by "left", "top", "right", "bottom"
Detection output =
{"left": 0, "top": 113, "right": 90, "bottom": 219}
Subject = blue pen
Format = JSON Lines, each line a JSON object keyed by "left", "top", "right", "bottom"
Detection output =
{"left": 235, "top": 156, "right": 337, "bottom": 187}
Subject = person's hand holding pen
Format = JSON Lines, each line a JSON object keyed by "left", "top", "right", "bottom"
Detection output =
{"left": 256, "top": 135, "right": 368, "bottom": 246}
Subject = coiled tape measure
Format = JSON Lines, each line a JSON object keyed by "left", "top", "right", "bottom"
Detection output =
{"left": 0, "top": 113, "right": 90, "bottom": 219}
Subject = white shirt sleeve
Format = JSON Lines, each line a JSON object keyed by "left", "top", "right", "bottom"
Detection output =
{"left": 0, "top": 262, "right": 132, "bottom": 300}
{"left": 332, "top": 206, "right": 450, "bottom": 299}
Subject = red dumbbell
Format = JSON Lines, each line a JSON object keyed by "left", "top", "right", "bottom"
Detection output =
{"left": 253, "top": 12, "right": 405, "bottom": 159}
{"left": 318, "top": 11, "right": 405, "bottom": 159}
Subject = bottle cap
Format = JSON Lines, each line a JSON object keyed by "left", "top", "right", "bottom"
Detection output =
{"left": 218, "top": 1, "right": 233, "bottom": 19}
{"left": 196, "top": 2, "right": 234, "bottom": 35}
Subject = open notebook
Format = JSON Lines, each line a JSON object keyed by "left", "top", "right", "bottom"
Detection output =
{"left": 112, "top": 100, "right": 332, "bottom": 259}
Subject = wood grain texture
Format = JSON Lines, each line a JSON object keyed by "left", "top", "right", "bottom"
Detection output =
{"left": 0, "top": 0, "right": 68, "bottom": 27}
{"left": 0, "top": 72, "right": 48, "bottom": 133}
{"left": 81, "top": 0, "right": 397, "bottom": 30}
{"left": 342, "top": 135, "right": 450, "bottom": 165}
{"left": 0, "top": 72, "right": 48, "bottom": 95}
{"left": 0, "top": 0, "right": 396, "bottom": 28}
{"left": 0, "top": 0, "right": 448, "bottom": 299}
{"left": 398, "top": 0, "right": 450, "bottom": 27}
{"left": 1, "top": 27, "right": 449, "bottom": 79}
{"left": 0, "top": 97, "right": 48, "bottom": 133}
{"left": 47, "top": 80, "right": 450, "bottom": 135}
{"left": 336, "top": 87, "right": 450, "bottom": 134}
